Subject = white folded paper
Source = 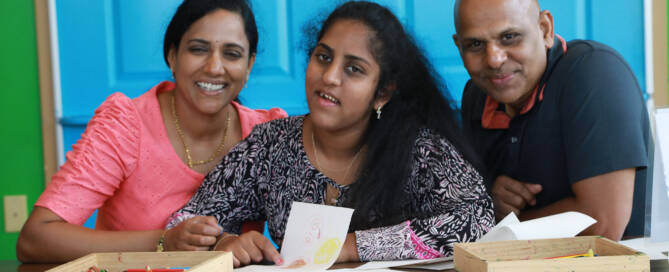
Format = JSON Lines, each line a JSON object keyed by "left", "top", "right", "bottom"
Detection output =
{"left": 477, "top": 211, "right": 597, "bottom": 243}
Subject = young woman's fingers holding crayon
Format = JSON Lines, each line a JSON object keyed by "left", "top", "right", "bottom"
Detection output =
{"left": 213, "top": 231, "right": 282, "bottom": 267}
{"left": 165, "top": 216, "right": 222, "bottom": 251}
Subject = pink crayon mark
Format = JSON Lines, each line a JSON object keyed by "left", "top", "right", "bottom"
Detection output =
{"left": 283, "top": 259, "right": 306, "bottom": 269}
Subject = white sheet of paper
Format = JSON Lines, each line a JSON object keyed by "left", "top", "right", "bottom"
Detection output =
{"left": 395, "top": 256, "right": 454, "bottom": 270}
{"left": 655, "top": 108, "right": 669, "bottom": 199}
{"left": 337, "top": 256, "right": 453, "bottom": 270}
{"left": 619, "top": 237, "right": 669, "bottom": 260}
{"left": 331, "top": 269, "right": 398, "bottom": 272}
{"left": 234, "top": 264, "right": 280, "bottom": 271}
{"left": 349, "top": 259, "right": 436, "bottom": 270}
{"left": 476, "top": 212, "right": 520, "bottom": 242}
{"left": 651, "top": 107, "right": 669, "bottom": 242}
{"left": 278, "top": 201, "right": 354, "bottom": 271}
{"left": 477, "top": 211, "right": 596, "bottom": 242}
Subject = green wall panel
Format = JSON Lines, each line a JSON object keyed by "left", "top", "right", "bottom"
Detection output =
{"left": 0, "top": 0, "right": 44, "bottom": 260}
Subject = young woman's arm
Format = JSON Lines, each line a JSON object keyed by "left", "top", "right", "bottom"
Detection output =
{"left": 166, "top": 123, "right": 279, "bottom": 267}
{"left": 345, "top": 130, "right": 495, "bottom": 262}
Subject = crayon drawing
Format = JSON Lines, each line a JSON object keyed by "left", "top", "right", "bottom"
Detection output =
{"left": 314, "top": 238, "right": 342, "bottom": 264}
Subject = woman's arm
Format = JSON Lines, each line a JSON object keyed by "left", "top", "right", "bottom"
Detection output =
{"left": 17, "top": 207, "right": 164, "bottom": 263}
{"left": 16, "top": 93, "right": 150, "bottom": 263}
{"left": 352, "top": 198, "right": 493, "bottom": 261}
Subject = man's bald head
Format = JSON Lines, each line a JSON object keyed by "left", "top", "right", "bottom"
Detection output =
{"left": 454, "top": 0, "right": 541, "bottom": 35}
{"left": 451, "top": 0, "right": 554, "bottom": 112}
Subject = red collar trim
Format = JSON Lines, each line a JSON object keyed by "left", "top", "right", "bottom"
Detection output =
{"left": 557, "top": 34, "right": 567, "bottom": 53}
{"left": 481, "top": 84, "right": 546, "bottom": 129}
{"left": 481, "top": 96, "right": 511, "bottom": 129}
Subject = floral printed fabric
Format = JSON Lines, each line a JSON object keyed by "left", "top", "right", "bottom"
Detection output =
{"left": 167, "top": 116, "right": 494, "bottom": 261}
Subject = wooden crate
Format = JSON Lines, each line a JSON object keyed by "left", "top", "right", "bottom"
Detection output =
{"left": 47, "top": 251, "right": 232, "bottom": 272}
{"left": 454, "top": 236, "right": 649, "bottom": 272}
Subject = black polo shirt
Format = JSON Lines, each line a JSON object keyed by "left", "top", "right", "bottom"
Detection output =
{"left": 461, "top": 36, "right": 650, "bottom": 235}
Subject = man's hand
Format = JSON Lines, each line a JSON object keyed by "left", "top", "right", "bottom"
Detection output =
{"left": 491, "top": 175, "right": 543, "bottom": 221}
{"left": 164, "top": 216, "right": 222, "bottom": 251}
{"left": 214, "top": 231, "right": 283, "bottom": 268}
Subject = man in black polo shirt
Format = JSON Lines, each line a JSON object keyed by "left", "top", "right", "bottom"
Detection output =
{"left": 453, "top": 0, "right": 650, "bottom": 240}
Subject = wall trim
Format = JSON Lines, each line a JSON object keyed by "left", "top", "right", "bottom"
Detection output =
{"left": 48, "top": 0, "right": 65, "bottom": 167}
{"left": 645, "top": 0, "right": 654, "bottom": 100}
{"left": 34, "top": 0, "right": 57, "bottom": 185}
{"left": 652, "top": 0, "right": 668, "bottom": 107}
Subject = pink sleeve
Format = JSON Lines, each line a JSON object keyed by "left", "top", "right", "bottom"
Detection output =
{"left": 236, "top": 104, "right": 288, "bottom": 138}
{"left": 35, "top": 93, "right": 140, "bottom": 225}
{"left": 266, "top": 107, "right": 288, "bottom": 120}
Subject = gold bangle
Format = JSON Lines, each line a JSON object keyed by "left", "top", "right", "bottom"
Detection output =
{"left": 211, "top": 232, "right": 238, "bottom": 251}
{"left": 156, "top": 230, "right": 168, "bottom": 252}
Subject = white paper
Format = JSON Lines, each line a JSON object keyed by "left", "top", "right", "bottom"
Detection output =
{"left": 400, "top": 261, "right": 454, "bottom": 270}
{"left": 334, "top": 256, "right": 453, "bottom": 270}
{"left": 476, "top": 212, "right": 520, "bottom": 242}
{"left": 651, "top": 107, "right": 669, "bottom": 242}
{"left": 619, "top": 237, "right": 669, "bottom": 260}
{"left": 396, "top": 256, "right": 454, "bottom": 270}
{"left": 655, "top": 108, "right": 669, "bottom": 199}
{"left": 331, "top": 269, "right": 398, "bottom": 272}
{"left": 234, "top": 265, "right": 280, "bottom": 271}
{"left": 350, "top": 258, "right": 436, "bottom": 270}
{"left": 279, "top": 202, "right": 354, "bottom": 271}
{"left": 477, "top": 211, "right": 596, "bottom": 243}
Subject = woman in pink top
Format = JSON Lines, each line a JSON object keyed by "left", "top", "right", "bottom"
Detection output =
{"left": 16, "top": 0, "right": 286, "bottom": 263}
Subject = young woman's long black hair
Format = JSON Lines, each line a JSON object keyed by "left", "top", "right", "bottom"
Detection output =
{"left": 306, "top": 1, "right": 484, "bottom": 230}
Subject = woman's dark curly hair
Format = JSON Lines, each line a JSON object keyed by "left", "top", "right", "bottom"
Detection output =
{"left": 305, "top": 1, "right": 484, "bottom": 230}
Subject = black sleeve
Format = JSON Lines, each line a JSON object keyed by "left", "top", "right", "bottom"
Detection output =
{"left": 559, "top": 48, "right": 649, "bottom": 184}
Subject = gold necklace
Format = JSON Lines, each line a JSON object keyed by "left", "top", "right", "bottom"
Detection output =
{"left": 311, "top": 130, "right": 362, "bottom": 183}
{"left": 171, "top": 93, "right": 230, "bottom": 168}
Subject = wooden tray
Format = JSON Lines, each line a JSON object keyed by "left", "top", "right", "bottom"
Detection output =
{"left": 454, "top": 236, "right": 649, "bottom": 272}
{"left": 46, "top": 251, "right": 232, "bottom": 272}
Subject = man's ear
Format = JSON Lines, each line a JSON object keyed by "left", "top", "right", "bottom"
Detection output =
{"left": 539, "top": 10, "right": 555, "bottom": 49}
{"left": 452, "top": 34, "right": 462, "bottom": 51}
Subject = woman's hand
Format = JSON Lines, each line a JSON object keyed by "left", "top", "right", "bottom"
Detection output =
{"left": 213, "top": 231, "right": 283, "bottom": 267}
{"left": 335, "top": 233, "right": 360, "bottom": 263}
{"left": 164, "top": 216, "right": 222, "bottom": 251}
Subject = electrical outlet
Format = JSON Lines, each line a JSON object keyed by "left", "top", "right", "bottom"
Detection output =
{"left": 4, "top": 195, "right": 28, "bottom": 232}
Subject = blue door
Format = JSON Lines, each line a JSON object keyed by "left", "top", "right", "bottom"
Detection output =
{"left": 55, "top": 0, "right": 647, "bottom": 154}
{"left": 53, "top": 0, "right": 647, "bottom": 228}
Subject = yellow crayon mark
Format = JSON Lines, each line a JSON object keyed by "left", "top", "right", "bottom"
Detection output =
{"left": 313, "top": 238, "right": 342, "bottom": 264}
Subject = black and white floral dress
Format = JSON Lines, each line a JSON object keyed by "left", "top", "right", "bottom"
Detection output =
{"left": 167, "top": 116, "right": 494, "bottom": 261}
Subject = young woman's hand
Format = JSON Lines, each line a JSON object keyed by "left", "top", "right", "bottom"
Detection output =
{"left": 164, "top": 216, "right": 222, "bottom": 251}
{"left": 335, "top": 233, "right": 360, "bottom": 263}
{"left": 213, "top": 231, "right": 283, "bottom": 267}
